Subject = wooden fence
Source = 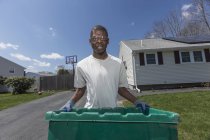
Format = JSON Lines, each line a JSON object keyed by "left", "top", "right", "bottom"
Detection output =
{"left": 39, "top": 74, "right": 74, "bottom": 91}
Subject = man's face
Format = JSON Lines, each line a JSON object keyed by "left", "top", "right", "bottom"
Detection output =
{"left": 89, "top": 29, "right": 109, "bottom": 54}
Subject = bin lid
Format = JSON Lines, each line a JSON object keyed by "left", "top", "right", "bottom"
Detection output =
{"left": 45, "top": 107, "right": 179, "bottom": 124}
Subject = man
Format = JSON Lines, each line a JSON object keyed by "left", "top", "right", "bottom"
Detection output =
{"left": 60, "top": 25, "right": 149, "bottom": 114}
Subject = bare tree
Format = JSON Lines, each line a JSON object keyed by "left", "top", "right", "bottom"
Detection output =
{"left": 144, "top": 0, "right": 210, "bottom": 39}
{"left": 165, "top": 11, "right": 183, "bottom": 37}
{"left": 153, "top": 21, "right": 168, "bottom": 37}
{"left": 144, "top": 10, "right": 183, "bottom": 38}
{"left": 181, "top": 21, "right": 209, "bottom": 36}
{"left": 191, "top": 0, "right": 210, "bottom": 32}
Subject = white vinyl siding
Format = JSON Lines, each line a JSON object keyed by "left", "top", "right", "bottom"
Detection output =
{"left": 119, "top": 42, "right": 134, "bottom": 85}
{"left": 0, "top": 57, "right": 25, "bottom": 77}
{"left": 163, "top": 51, "right": 174, "bottom": 64}
{"left": 136, "top": 63, "right": 210, "bottom": 85}
{"left": 135, "top": 51, "right": 210, "bottom": 85}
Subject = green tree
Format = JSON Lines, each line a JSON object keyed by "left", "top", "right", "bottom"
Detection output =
{"left": 5, "top": 77, "right": 35, "bottom": 94}
{"left": 0, "top": 76, "right": 7, "bottom": 85}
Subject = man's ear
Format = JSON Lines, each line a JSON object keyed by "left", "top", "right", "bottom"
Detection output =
{"left": 107, "top": 38, "right": 109, "bottom": 44}
{"left": 89, "top": 38, "right": 92, "bottom": 44}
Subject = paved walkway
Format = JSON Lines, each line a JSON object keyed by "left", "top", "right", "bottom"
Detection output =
{"left": 0, "top": 91, "right": 77, "bottom": 140}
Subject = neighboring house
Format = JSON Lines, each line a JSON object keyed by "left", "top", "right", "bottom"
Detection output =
{"left": 0, "top": 56, "right": 26, "bottom": 92}
{"left": 38, "top": 71, "right": 56, "bottom": 77}
{"left": 26, "top": 72, "right": 41, "bottom": 92}
{"left": 119, "top": 36, "right": 210, "bottom": 90}
{"left": 26, "top": 72, "right": 56, "bottom": 92}
{"left": 0, "top": 56, "right": 25, "bottom": 77}
{"left": 26, "top": 72, "right": 41, "bottom": 79}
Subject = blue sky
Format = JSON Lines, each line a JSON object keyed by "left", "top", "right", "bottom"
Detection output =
{"left": 0, "top": 0, "right": 191, "bottom": 73}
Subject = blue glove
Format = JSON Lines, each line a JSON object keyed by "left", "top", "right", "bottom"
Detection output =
{"left": 134, "top": 100, "right": 150, "bottom": 115}
{"left": 59, "top": 100, "right": 75, "bottom": 112}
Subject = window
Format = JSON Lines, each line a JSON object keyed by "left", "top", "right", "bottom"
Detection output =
{"left": 146, "top": 54, "right": 156, "bottom": 64}
{"left": 9, "top": 67, "right": 15, "bottom": 73}
{"left": 181, "top": 52, "right": 190, "bottom": 62}
{"left": 180, "top": 50, "right": 205, "bottom": 63}
{"left": 193, "top": 51, "right": 203, "bottom": 62}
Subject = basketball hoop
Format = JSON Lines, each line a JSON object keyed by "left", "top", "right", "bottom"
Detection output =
{"left": 66, "top": 55, "right": 77, "bottom": 81}
{"left": 66, "top": 55, "right": 77, "bottom": 64}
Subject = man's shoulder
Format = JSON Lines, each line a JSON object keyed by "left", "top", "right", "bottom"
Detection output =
{"left": 108, "top": 54, "right": 122, "bottom": 64}
{"left": 77, "top": 55, "right": 92, "bottom": 66}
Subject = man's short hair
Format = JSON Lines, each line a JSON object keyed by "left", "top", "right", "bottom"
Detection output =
{"left": 90, "top": 25, "right": 108, "bottom": 38}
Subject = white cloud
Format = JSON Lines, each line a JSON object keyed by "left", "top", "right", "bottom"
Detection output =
{"left": 181, "top": 4, "right": 193, "bottom": 19}
{"left": 10, "top": 53, "right": 31, "bottom": 61}
{"left": 0, "top": 42, "right": 19, "bottom": 50}
{"left": 182, "top": 4, "right": 192, "bottom": 11}
{"left": 25, "top": 66, "right": 38, "bottom": 73}
{"left": 130, "top": 22, "right": 135, "bottom": 26}
{"left": 10, "top": 53, "right": 50, "bottom": 67}
{"left": 40, "top": 52, "right": 64, "bottom": 60}
{"left": 33, "top": 59, "right": 51, "bottom": 67}
{"left": 49, "top": 27, "right": 56, "bottom": 37}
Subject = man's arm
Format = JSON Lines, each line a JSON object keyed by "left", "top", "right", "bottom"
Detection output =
{"left": 70, "top": 87, "right": 86, "bottom": 103}
{"left": 118, "top": 87, "right": 150, "bottom": 115}
{"left": 118, "top": 87, "right": 137, "bottom": 104}
{"left": 60, "top": 87, "right": 86, "bottom": 111}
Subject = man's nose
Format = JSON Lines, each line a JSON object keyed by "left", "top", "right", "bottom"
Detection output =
{"left": 97, "top": 39, "right": 102, "bottom": 43}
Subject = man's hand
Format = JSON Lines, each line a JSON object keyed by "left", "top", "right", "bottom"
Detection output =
{"left": 59, "top": 87, "right": 86, "bottom": 112}
{"left": 134, "top": 100, "right": 150, "bottom": 115}
{"left": 60, "top": 100, "right": 75, "bottom": 112}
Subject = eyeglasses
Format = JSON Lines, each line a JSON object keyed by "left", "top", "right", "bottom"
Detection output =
{"left": 91, "top": 36, "right": 108, "bottom": 42}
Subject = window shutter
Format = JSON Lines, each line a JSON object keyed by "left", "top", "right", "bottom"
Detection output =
{"left": 174, "top": 51, "right": 180, "bottom": 64}
{"left": 139, "top": 53, "right": 145, "bottom": 66}
{"left": 157, "top": 52, "right": 163, "bottom": 65}
{"left": 204, "top": 49, "right": 210, "bottom": 62}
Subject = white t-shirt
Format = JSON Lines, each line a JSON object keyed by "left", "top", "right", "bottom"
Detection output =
{"left": 74, "top": 54, "right": 128, "bottom": 108}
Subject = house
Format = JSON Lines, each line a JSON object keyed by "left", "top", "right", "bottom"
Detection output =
{"left": 0, "top": 56, "right": 25, "bottom": 77}
{"left": 26, "top": 72, "right": 41, "bottom": 91}
{"left": 25, "top": 72, "right": 57, "bottom": 92}
{"left": 119, "top": 36, "right": 210, "bottom": 91}
{"left": 0, "top": 56, "right": 26, "bottom": 92}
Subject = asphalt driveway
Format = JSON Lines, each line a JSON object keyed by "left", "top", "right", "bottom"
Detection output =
{"left": 0, "top": 90, "right": 85, "bottom": 140}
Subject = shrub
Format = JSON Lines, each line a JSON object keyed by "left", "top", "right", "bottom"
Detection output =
{"left": 201, "top": 82, "right": 210, "bottom": 87}
{"left": 5, "top": 77, "right": 35, "bottom": 94}
{"left": 0, "top": 76, "right": 7, "bottom": 85}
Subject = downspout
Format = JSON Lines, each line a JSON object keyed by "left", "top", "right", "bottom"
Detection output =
{"left": 132, "top": 51, "right": 141, "bottom": 93}
{"left": 141, "top": 40, "right": 142, "bottom": 47}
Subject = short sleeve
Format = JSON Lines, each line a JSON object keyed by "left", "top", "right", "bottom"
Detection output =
{"left": 119, "top": 62, "right": 128, "bottom": 88}
{"left": 74, "top": 66, "right": 86, "bottom": 88}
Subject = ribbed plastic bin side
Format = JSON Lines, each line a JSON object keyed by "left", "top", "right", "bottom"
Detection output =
{"left": 45, "top": 107, "right": 179, "bottom": 140}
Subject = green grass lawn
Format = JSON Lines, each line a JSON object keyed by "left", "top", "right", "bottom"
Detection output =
{"left": 0, "top": 91, "right": 56, "bottom": 111}
{"left": 123, "top": 90, "right": 210, "bottom": 140}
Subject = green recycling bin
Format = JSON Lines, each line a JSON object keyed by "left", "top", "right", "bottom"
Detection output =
{"left": 45, "top": 107, "right": 179, "bottom": 140}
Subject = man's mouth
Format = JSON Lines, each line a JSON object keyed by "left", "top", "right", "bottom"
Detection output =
{"left": 97, "top": 45, "right": 103, "bottom": 49}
